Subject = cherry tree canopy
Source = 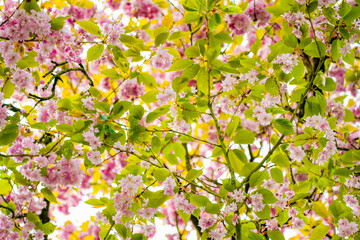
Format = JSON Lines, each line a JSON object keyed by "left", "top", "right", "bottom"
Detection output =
{"left": 0, "top": 0, "right": 359, "bottom": 239}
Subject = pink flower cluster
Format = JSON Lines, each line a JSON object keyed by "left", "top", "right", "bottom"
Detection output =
{"left": 0, "top": 42, "right": 20, "bottom": 68}
{"left": 8, "top": 137, "right": 42, "bottom": 162}
{"left": 87, "top": 150, "right": 102, "bottom": 165}
{"left": 284, "top": 12, "right": 306, "bottom": 38}
{"left": 83, "top": 127, "right": 101, "bottom": 149}
{"left": 169, "top": 119, "right": 191, "bottom": 133}
{"left": 244, "top": 0, "right": 272, "bottom": 27}
{"left": 304, "top": 115, "right": 336, "bottom": 165}
{"left": 221, "top": 75, "right": 237, "bottom": 91}
{"left": 122, "top": 0, "right": 161, "bottom": 19}
{"left": 326, "top": 99, "right": 345, "bottom": 123}
{"left": 240, "top": 69, "right": 259, "bottom": 84}
{"left": 120, "top": 174, "right": 143, "bottom": 196}
{"left": 150, "top": 46, "right": 173, "bottom": 71}
{"left": 273, "top": 54, "right": 299, "bottom": 74}
{"left": 157, "top": 88, "right": 176, "bottom": 105}
{"left": 233, "top": 189, "right": 245, "bottom": 203}
{"left": 249, "top": 193, "right": 264, "bottom": 212}
{"left": 338, "top": 219, "right": 359, "bottom": 237}
{"left": 163, "top": 176, "right": 176, "bottom": 196}
{"left": 11, "top": 68, "right": 35, "bottom": 90}
{"left": 119, "top": 79, "right": 145, "bottom": 100}
{"left": 174, "top": 193, "right": 197, "bottom": 214}
{"left": 253, "top": 105, "right": 272, "bottom": 126}
{"left": 137, "top": 208, "right": 157, "bottom": 219}
{"left": 0, "top": 9, "right": 51, "bottom": 42}
{"left": 265, "top": 219, "right": 279, "bottom": 231}
{"left": 102, "top": 22, "right": 125, "bottom": 46}
{"left": 199, "top": 214, "right": 216, "bottom": 232}
{"left": 287, "top": 144, "right": 306, "bottom": 162}
{"left": 227, "top": 14, "right": 251, "bottom": 36}
{"left": 82, "top": 96, "right": 95, "bottom": 110}
{"left": 42, "top": 158, "right": 84, "bottom": 187}
{"left": 209, "top": 224, "right": 227, "bottom": 240}
{"left": 0, "top": 93, "right": 7, "bottom": 130}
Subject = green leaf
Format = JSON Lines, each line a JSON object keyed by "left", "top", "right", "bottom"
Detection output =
{"left": 41, "top": 222, "right": 56, "bottom": 235}
{"left": 129, "top": 105, "right": 144, "bottom": 121}
{"left": 56, "top": 124, "right": 73, "bottom": 133}
{"left": 146, "top": 105, "right": 170, "bottom": 123}
{"left": 101, "top": 69, "right": 121, "bottom": 81}
{"left": 229, "top": 149, "right": 247, "bottom": 175}
{"left": 23, "top": 0, "right": 40, "bottom": 13}
{"left": 57, "top": 98, "right": 72, "bottom": 110}
{"left": 94, "top": 102, "right": 110, "bottom": 113}
{"left": 214, "top": 32, "right": 233, "bottom": 44}
{"left": 234, "top": 129, "right": 256, "bottom": 144}
{"left": 310, "top": 225, "right": 330, "bottom": 240}
{"left": 168, "top": 59, "right": 194, "bottom": 72}
{"left": 0, "top": 180, "right": 11, "bottom": 195}
{"left": 178, "top": 210, "right": 191, "bottom": 224}
{"left": 304, "top": 41, "right": 327, "bottom": 57}
{"left": 284, "top": 34, "right": 298, "bottom": 48}
{"left": 184, "top": 45, "right": 200, "bottom": 58}
{"left": 343, "top": 6, "right": 360, "bottom": 22}
{"left": 137, "top": 72, "right": 156, "bottom": 88}
{"left": 85, "top": 198, "right": 106, "bottom": 207}
{"left": 196, "top": 67, "right": 208, "bottom": 95}
{"left": 141, "top": 90, "right": 159, "bottom": 103}
{"left": 273, "top": 118, "right": 294, "bottom": 136}
{"left": 270, "top": 168, "right": 283, "bottom": 183}
{"left": 76, "top": 20, "right": 102, "bottom": 36}
{"left": 250, "top": 38, "right": 262, "bottom": 55}
{"left": 329, "top": 200, "right": 347, "bottom": 219}
{"left": 255, "top": 204, "right": 271, "bottom": 219}
{"left": 308, "top": 1, "right": 318, "bottom": 12}
{"left": 87, "top": 44, "right": 104, "bottom": 62}
{"left": 181, "top": 64, "right": 200, "bottom": 79}
{"left": 249, "top": 171, "right": 269, "bottom": 188}
{"left": 266, "top": 0, "right": 291, "bottom": 17}
{"left": 183, "top": 12, "right": 200, "bottom": 23}
{"left": 50, "top": 16, "right": 70, "bottom": 30}
{"left": 205, "top": 202, "right": 222, "bottom": 214}
{"left": 172, "top": 77, "right": 189, "bottom": 93}
{"left": 331, "top": 39, "right": 341, "bottom": 62}
{"left": 2, "top": 81, "right": 15, "bottom": 99}
{"left": 240, "top": 162, "right": 258, "bottom": 177}
{"left": 222, "top": 5, "right": 243, "bottom": 13}
{"left": 153, "top": 168, "right": 170, "bottom": 181}
{"left": 344, "top": 109, "right": 355, "bottom": 122}
{"left": 292, "top": 60, "right": 304, "bottom": 81}
{"left": 0, "top": 124, "right": 19, "bottom": 146}
{"left": 169, "top": 31, "right": 190, "bottom": 40}
{"left": 312, "top": 201, "right": 329, "bottom": 219}
{"left": 277, "top": 210, "right": 289, "bottom": 226}
{"left": 186, "top": 169, "right": 203, "bottom": 182}
{"left": 146, "top": 190, "right": 169, "bottom": 208}
{"left": 155, "top": 32, "right": 169, "bottom": 47}
{"left": 268, "top": 230, "right": 285, "bottom": 240}
{"left": 333, "top": 168, "right": 352, "bottom": 177}
{"left": 265, "top": 78, "right": 279, "bottom": 96}
{"left": 114, "top": 224, "right": 127, "bottom": 239}
{"left": 226, "top": 118, "right": 240, "bottom": 138}
{"left": 255, "top": 189, "right": 278, "bottom": 204}
{"left": 41, "top": 188, "right": 57, "bottom": 203}
{"left": 61, "top": 141, "right": 74, "bottom": 161}
{"left": 110, "top": 101, "right": 132, "bottom": 119}
{"left": 190, "top": 194, "right": 211, "bottom": 207}
{"left": 268, "top": 41, "right": 293, "bottom": 62}
{"left": 31, "top": 122, "right": 48, "bottom": 131}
